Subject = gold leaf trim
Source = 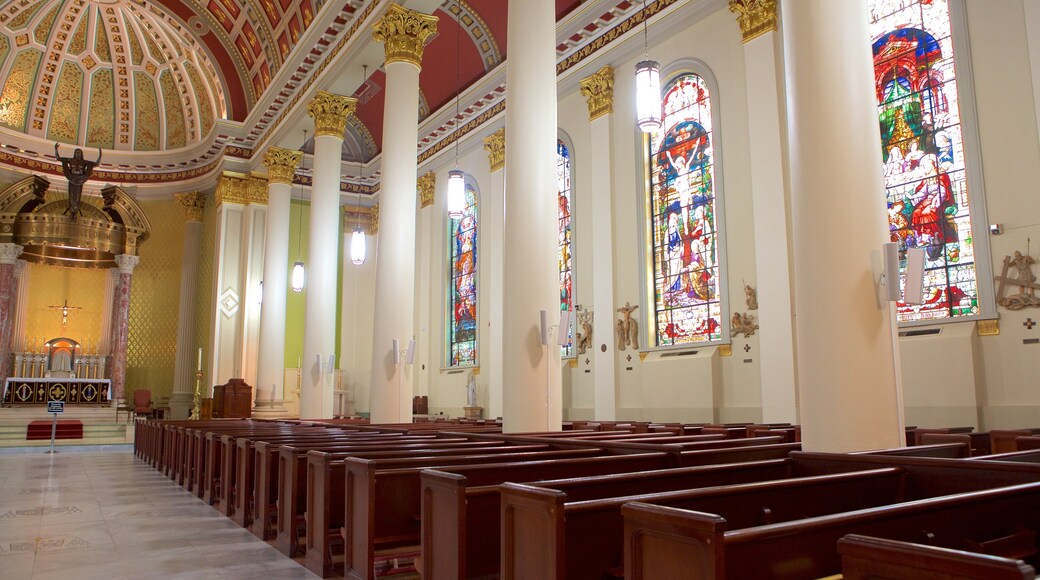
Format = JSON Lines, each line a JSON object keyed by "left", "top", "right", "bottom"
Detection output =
{"left": 579, "top": 65, "right": 614, "bottom": 121}
{"left": 372, "top": 4, "right": 438, "bottom": 68}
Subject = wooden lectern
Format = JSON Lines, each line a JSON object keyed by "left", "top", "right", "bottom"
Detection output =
{"left": 212, "top": 378, "right": 252, "bottom": 419}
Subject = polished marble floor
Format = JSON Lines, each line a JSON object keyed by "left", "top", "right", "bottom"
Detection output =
{"left": 0, "top": 450, "right": 320, "bottom": 579}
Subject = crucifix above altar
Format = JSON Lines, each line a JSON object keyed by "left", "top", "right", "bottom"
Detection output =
{"left": 49, "top": 300, "right": 82, "bottom": 329}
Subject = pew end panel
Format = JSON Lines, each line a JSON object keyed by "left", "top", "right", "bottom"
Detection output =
{"left": 838, "top": 534, "right": 1036, "bottom": 579}
{"left": 622, "top": 502, "right": 726, "bottom": 580}
{"left": 420, "top": 471, "right": 467, "bottom": 580}
{"left": 501, "top": 484, "right": 567, "bottom": 580}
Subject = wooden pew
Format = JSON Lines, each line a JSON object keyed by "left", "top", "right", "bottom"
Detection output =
{"left": 856, "top": 442, "right": 969, "bottom": 458}
{"left": 419, "top": 442, "right": 798, "bottom": 580}
{"left": 991, "top": 429, "right": 1040, "bottom": 454}
{"left": 911, "top": 426, "right": 975, "bottom": 445}
{"left": 838, "top": 534, "right": 1036, "bottom": 579}
{"left": 501, "top": 468, "right": 908, "bottom": 580}
{"left": 619, "top": 452, "right": 1040, "bottom": 580}
{"left": 920, "top": 432, "right": 993, "bottom": 456}
{"left": 296, "top": 447, "right": 606, "bottom": 577}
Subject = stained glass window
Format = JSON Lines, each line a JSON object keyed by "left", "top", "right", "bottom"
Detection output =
{"left": 648, "top": 73, "right": 723, "bottom": 346}
{"left": 448, "top": 182, "right": 478, "bottom": 367}
{"left": 870, "top": 0, "right": 979, "bottom": 322}
{"left": 558, "top": 139, "right": 575, "bottom": 356}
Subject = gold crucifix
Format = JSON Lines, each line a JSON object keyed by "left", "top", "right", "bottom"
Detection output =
{"left": 49, "top": 299, "right": 82, "bottom": 329}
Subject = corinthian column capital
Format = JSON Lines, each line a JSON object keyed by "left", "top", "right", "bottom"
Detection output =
{"left": 579, "top": 65, "right": 615, "bottom": 121}
{"left": 307, "top": 90, "right": 357, "bottom": 138}
{"left": 483, "top": 128, "right": 505, "bottom": 173}
{"left": 174, "top": 192, "right": 207, "bottom": 222}
{"left": 372, "top": 4, "right": 439, "bottom": 68}
{"left": 263, "top": 147, "right": 303, "bottom": 185}
{"left": 729, "top": 0, "right": 777, "bottom": 43}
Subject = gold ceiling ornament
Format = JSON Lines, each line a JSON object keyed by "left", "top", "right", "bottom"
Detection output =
{"left": 343, "top": 205, "right": 378, "bottom": 236}
{"left": 483, "top": 128, "right": 505, "bottom": 173}
{"left": 0, "top": 174, "right": 151, "bottom": 269}
{"left": 214, "top": 172, "right": 266, "bottom": 206}
{"left": 728, "top": 0, "right": 778, "bottom": 43}
{"left": 306, "top": 90, "right": 357, "bottom": 138}
{"left": 174, "top": 192, "right": 207, "bottom": 222}
{"left": 372, "top": 4, "right": 439, "bottom": 68}
{"left": 263, "top": 146, "right": 303, "bottom": 185}
{"left": 417, "top": 171, "right": 435, "bottom": 208}
{"left": 579, "top": 65, "right": 615, "bottom": 121}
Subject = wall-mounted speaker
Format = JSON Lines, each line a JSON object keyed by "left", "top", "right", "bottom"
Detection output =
{"left": 904, "top": 247, "right": 926, "bottom": 305}
{"left": 406, "top": 339, "right": 416, "bottom": 364}
{"left": 326, "top": 354, "right": 336, "bottom": 374}
{"left": 539, "top": 310, "right": 549, "bottom": 346}
{"left": 883, "top": 242, "right": 901, "bottom": 302}
{"left": 392, "top": 339, "right": 400, "bottom": 365}
{"left": 557, "top": 310, "right": 571, "bottom": 346}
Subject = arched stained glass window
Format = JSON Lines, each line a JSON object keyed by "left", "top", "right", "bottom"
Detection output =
{"left": 448, "top": 182, "right": 478, "bottom": 367}
{"left": 648, "top": 72, "right": 723, "bottom": 346}
{"left": 870, "top": 0, "right": 980, "bottom": 322}
{"left": 558, "top": 139, "right": 575, "bottom": 356}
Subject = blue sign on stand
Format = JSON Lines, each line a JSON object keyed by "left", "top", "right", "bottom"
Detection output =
{"left": 47, "top": 401, "right": 64, "bottom": 414}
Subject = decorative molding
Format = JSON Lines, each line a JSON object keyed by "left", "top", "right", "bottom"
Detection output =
{"left": 568, "top": 358, "right": 578, "bottom": 368}
{"left": 263, "top": 147, "right": 303, "bottom": 185}
{"left": 483, "top": 128, "right": 505, "bottom": 173}
{"left": 372, "top": 4, "right": 439, "bottom": 68}
{"left": 579, "top": 65, "right": 615, "bottom": 121}
{"left": 638, "top": 351, "right": 648, "bottom": 362}
{"left": 174, "top": 192, "right": 207, "bottom": 222}
{"left": 417, "top": 171, "right": 435, "bottom": 208}
{"left": 728, "top": 0, "right": 777, "bottom": 43}
{"left": 114, "top": 254, "right": 140, "bottom": 275}
{"left": 307, "top": 90, "right": 357, "bottom": 138}
{"left": 977, "top": 319, "right": 1000, "bottom": 336}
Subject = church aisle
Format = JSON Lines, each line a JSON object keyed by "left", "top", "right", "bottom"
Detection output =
{"left": 0, "top": 450, "right": 319, "bottom": 580}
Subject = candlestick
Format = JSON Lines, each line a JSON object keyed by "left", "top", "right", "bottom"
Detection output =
{"left": 197, "top": 347, "right": 202, "bottom": 371}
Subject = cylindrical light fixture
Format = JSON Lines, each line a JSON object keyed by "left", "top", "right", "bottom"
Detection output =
{"left": 291, "top": 261, "right": 306, "bottom": 292}
{"left": 350, "top": 228, "right": 366, "bottom": 266}
{"left": 447, "top": 169, "right": 466, "bottom": 219}
{"left": 635, "top": 59, "right": 662, "bottom": 133}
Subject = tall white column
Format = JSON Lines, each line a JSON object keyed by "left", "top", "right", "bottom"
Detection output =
{"left": 783, "top": 0, "right": 904, "bottom": 451}
{"left": 503, "top": 0, "right": 560, "bottom": 432}
{"left": 731, "top": 1, "right": 799, "bottom": 423}
{"left": 483, "top": 130, "right": 506, "bottom": 420}
{"left": 580, "top": 66, "right": 619, "bottom": 421}
{"left": 255, "top": 147, "right": 302, "bottom": 415}
{"left": 302, "top": 91, "right": 356, "bottom": 419}
{"left": 170, "top": 192, "right": 206, "bottom": 420}
{"left": 369, "top": 5, "right": 438, "bottom": 424}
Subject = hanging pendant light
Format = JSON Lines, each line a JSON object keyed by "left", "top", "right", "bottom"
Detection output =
{"left": 350, "top": 67, "right": 369, "bottom": 266}
{"left": 635, "top": 0, "right": 661, "bottom": 133}
{"left": 447, "top": 169, "right": 465, "bottom": 219}
{"left": 447, "top": 6, "right": 466, "bottom": 220}
{"left": 292, "top": 130, "right": 308, "bottom": 292}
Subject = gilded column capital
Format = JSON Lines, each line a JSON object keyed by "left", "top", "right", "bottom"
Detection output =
{"left": 344, "top": 205, "right": 379, "bottom": 235}
{"left": 729, "top": 0, "right": 777, "bottom": 43}
{"left": 247, "top": 175, "right": 268, "bottom": 205}
{"left": 579, "top": 65, "right": 615, "bottom": 121}
{"left": 214, "top": 172, "right": 250, "bottom": 206}
{"left": 372, "top": 4, "right": 439, "bottom": 68}
{"left": 0, "top": 243, "right": 23, "bottom": 265}
{"left": 263, "top": 147, "right": 303, "bottom": 185}
{"left": 417, "top": 171, "right": 435, "bottom": 208}
{"left": 174, "top": 191, "right": 207, "bottom": 222}
{"left": 483, "top": 128, "right": 505, "bottom": 173}
{"left": 307, "top": 90, "right": 357, "bottom": 138}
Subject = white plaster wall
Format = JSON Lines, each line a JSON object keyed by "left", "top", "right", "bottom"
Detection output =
{"left": 340, "top": 233, "right": 377, "bottom": 415}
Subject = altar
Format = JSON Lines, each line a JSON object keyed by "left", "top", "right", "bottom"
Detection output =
{"left": 3, "top": 377, "right": 111, "bottom": 405}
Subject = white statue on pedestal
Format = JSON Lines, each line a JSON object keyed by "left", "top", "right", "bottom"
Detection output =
{"left": 466, "top": 374, "right": 477, "bottom": 408}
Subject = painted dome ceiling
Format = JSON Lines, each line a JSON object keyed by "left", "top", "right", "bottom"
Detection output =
{"left": 0, "top": 0, "right": 227, "bottom": 151}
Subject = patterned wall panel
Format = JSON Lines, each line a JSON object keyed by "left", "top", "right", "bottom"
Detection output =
{"left": 159, "top": 69, "right": 185, "bottom": 149}
{"left": 126, "top": 198, "right": 184, "bottom": 397}
{"left": 85, "top": 68, "right": 114, "bottom": 149}
{"left": 47, "top": 61, "right": 82, "bottom": 144}
{"left": 133, "top": 71, "right": 159, "bottom": 150}
{"left": 24, "top": 263, "right": 105, "bottom": 351}
{"left": 0, "top": 48, "right": 42, "bottom": 131}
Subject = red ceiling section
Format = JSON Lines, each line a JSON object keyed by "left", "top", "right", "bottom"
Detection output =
{"left": 419, "top": 9, "right": 486, "bottom": 120}
{"left": 354, "top": 69, "right": 387, "bottom": 152}
{"left": 260, "top": 0, "right": 279, "bottom": 28}
{"left": 242, "top": 21, "right": 262, "bottom": 56}
{"left": 463, "top": 0, "right": 507, "bottom": 57}
{"left": 557, "top": 0, "right": 582, "bottom": 19}
{"left": 300, "top": 0, "right": 313, "bottom": 27}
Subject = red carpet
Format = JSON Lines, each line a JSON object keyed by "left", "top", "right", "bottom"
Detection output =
{"left": 26, "top": 420, "right": 84, "bottom": 440}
